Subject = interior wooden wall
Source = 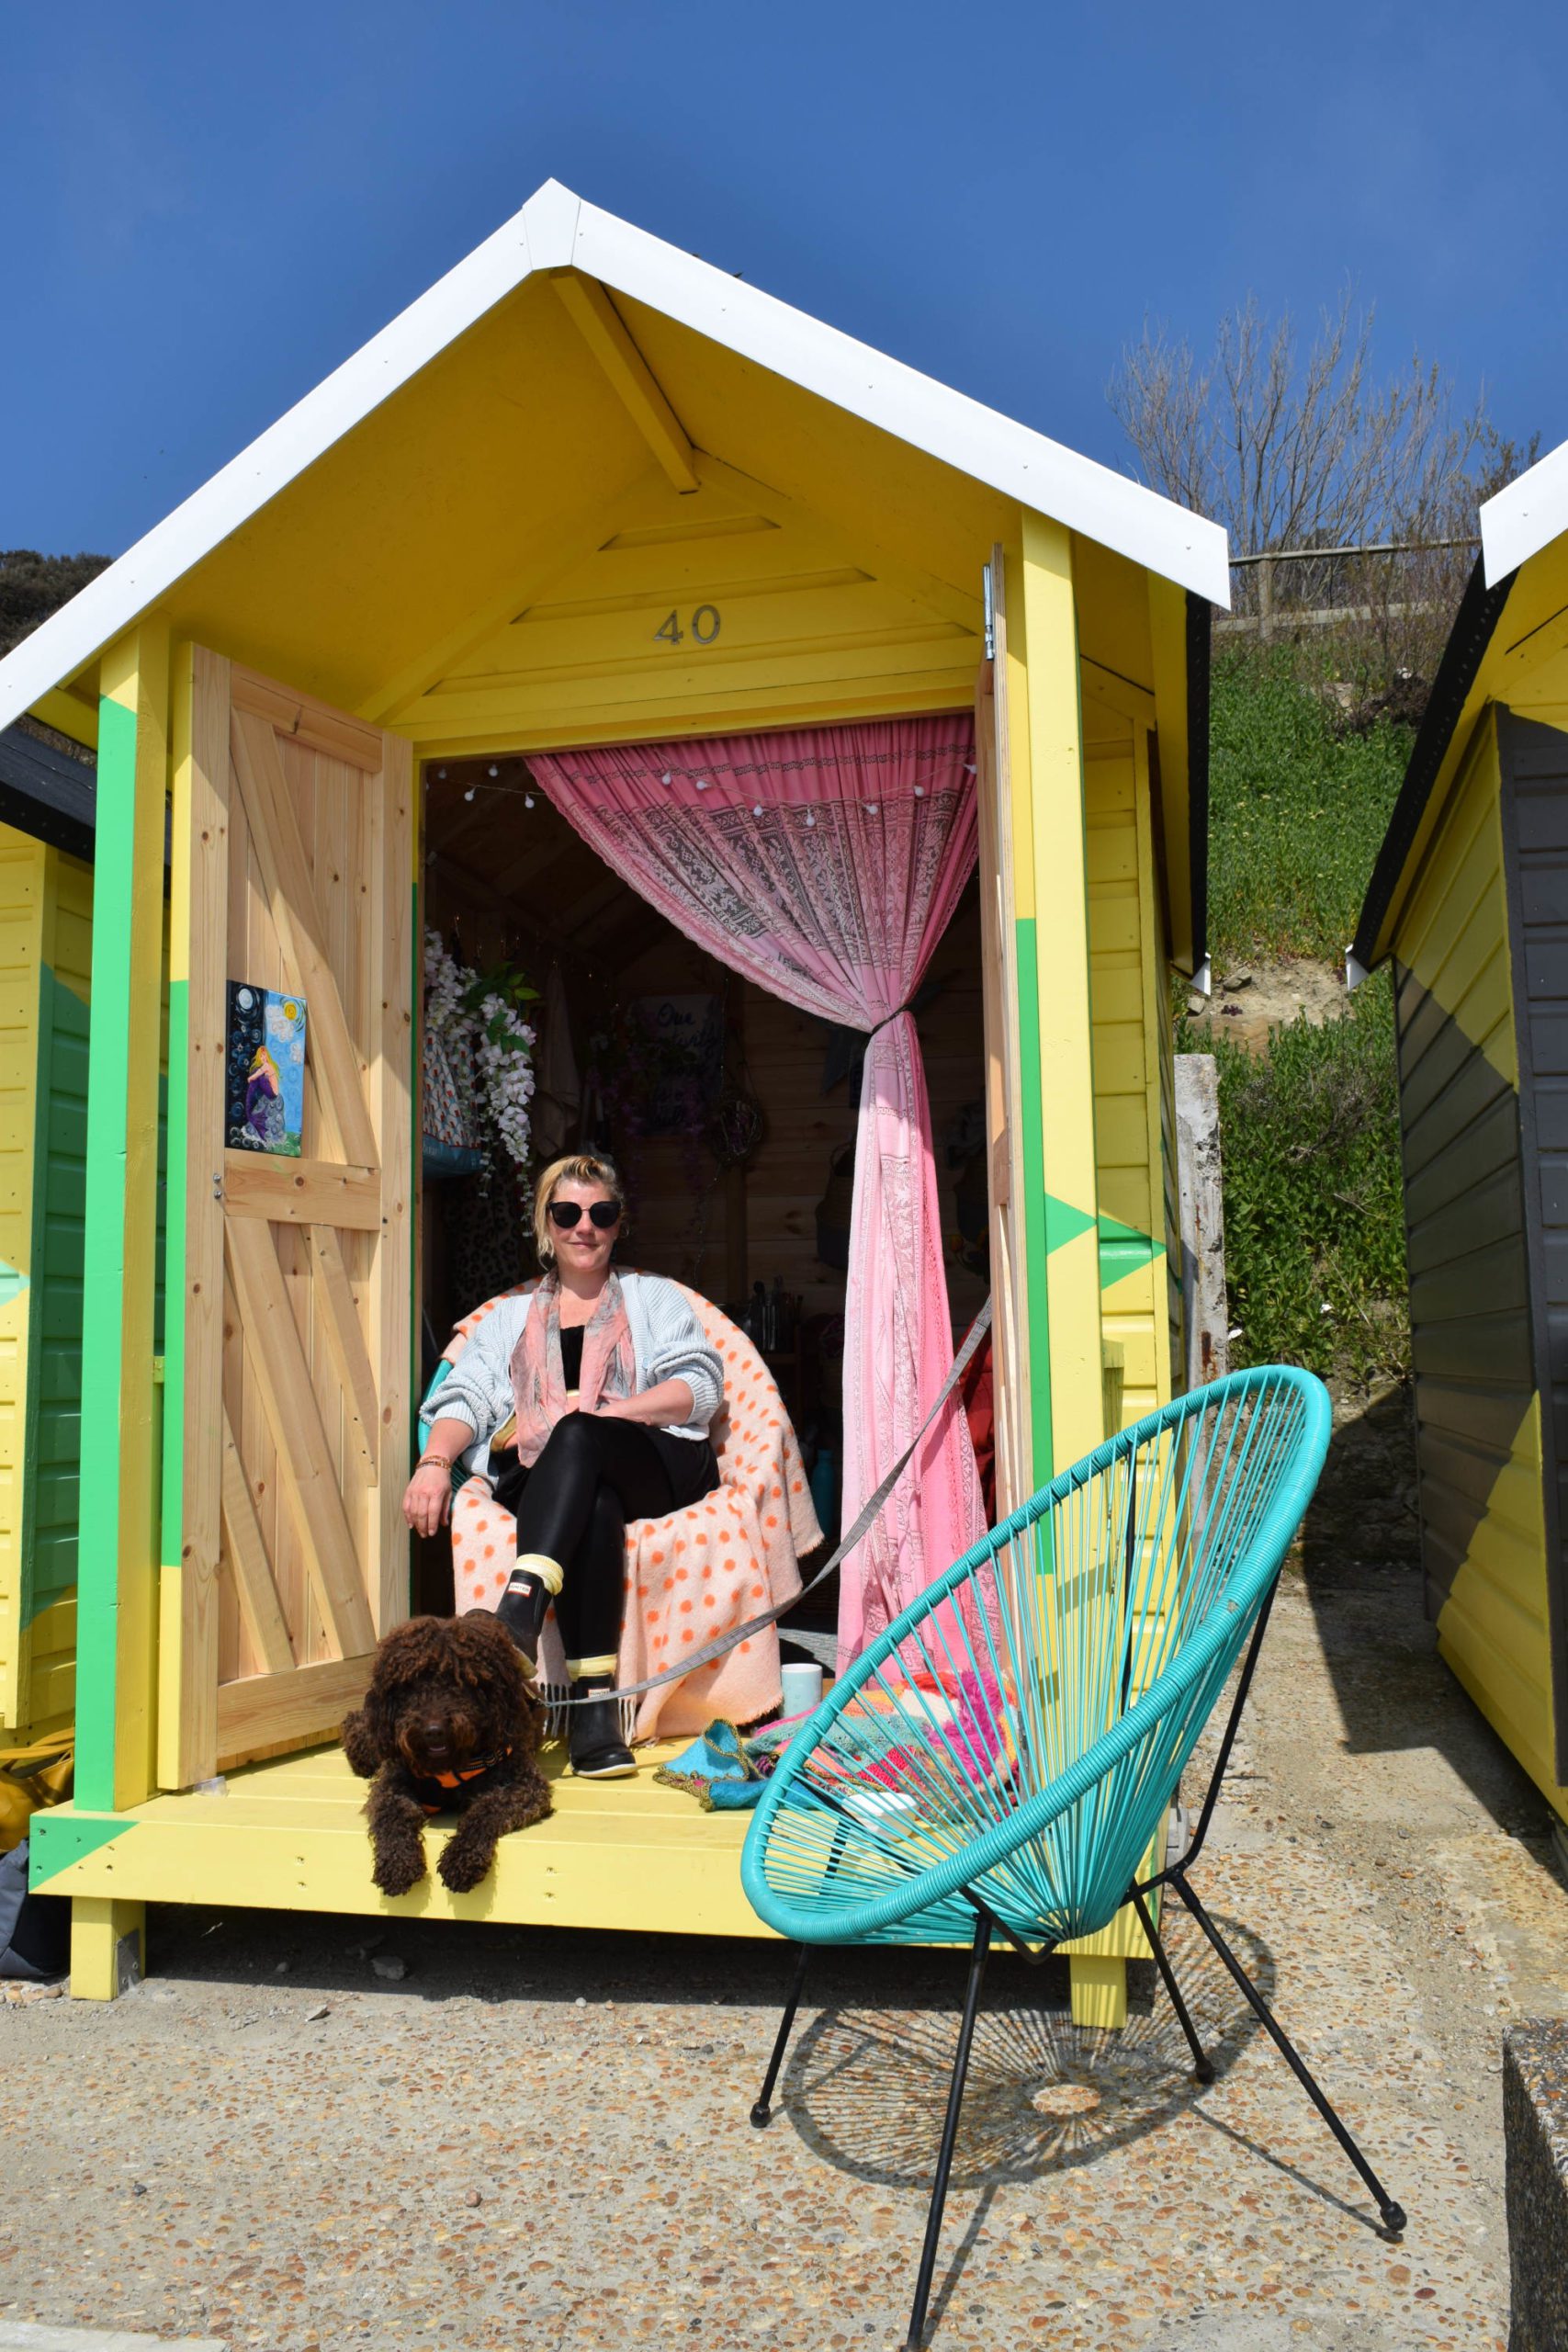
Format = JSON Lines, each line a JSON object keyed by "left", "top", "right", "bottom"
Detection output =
{"left": 619, "top": 890, "right": 987, "bottom": 1327}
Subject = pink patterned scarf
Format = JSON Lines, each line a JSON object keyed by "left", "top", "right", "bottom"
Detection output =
{"left": 508, "top": 1271, "right": 636, "bottom": 1466}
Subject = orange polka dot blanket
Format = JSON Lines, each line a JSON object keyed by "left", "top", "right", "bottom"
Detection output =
{"left": 445, "top": 1280, "right": 823, "bottom": 1740}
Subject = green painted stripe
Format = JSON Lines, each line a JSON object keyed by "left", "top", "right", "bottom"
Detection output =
{"left": 1013, "top": 914, "right": 1053, "bottom": 1481}
{"left": 74, "top": 693, "right": 139, "bottom": 1812}
{"left": 161, "top": 976, "right": 188, "bottom": 1572}
{"left": 28, "top": 1807, "right": 137, "bottom": 1883}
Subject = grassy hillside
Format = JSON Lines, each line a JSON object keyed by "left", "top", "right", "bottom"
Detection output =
{"left": 1207, "top": 649, "right": 1414, "bottom": 961}
{"left": 1194, "top": 649, "right": 1414, "bottom": 1383}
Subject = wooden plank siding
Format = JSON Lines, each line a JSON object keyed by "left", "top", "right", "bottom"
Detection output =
{"left": 1392, "top": 711, "right": 1565, "bottom": 1805}
{"left": 20, "top": 854, "right": 95, "bottom": 1736}
{"left": 1157, "top": 903, "right": 1184, "bottom": 1388}
{"left": 0, "top": 832, "right": 95, "bottom": 1741}
{"left": 1499, "top": 710, "right": 1568, "bottom": 1786}
{"left": 0, "top": 828, "right": 48, "bottom": 1732}
{"left": 1085, "top": 715, "right": 1170, "bottom": 1424}
{"left": 390, "top": 453, "right": 987, "bottom": 756}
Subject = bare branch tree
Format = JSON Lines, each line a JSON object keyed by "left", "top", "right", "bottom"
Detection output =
{"left": 1109, "top": 293, "right": 1537, "bottom": 709}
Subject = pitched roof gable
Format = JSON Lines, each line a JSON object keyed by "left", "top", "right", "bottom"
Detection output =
{"left": 0, "top": 183, "right": 1228, "bottom": 735}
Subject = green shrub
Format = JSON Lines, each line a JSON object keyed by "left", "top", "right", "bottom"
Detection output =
{"left": 1197, "top": 650, "right": 1415, "bottom": 1382}
{"left": 1208, "top": 647, "right": 1413, "bottom": 965}
{"left": 1193, "top": 974, "right": 1408, "bottom": 1382}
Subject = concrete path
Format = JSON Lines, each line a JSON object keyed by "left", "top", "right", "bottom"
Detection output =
{"left": 0, "top": 2325, "right": 226, "bottom": 2350}
{"left": 5, "top": 1423, "right": 1566, "bottom": 2349}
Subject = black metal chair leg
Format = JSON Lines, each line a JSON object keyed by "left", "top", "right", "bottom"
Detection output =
{"left": 750, "top": 1942, "right": 810, "bottom": 2128}
{"left": 1130, "top": 1885, "right": 1214, "bottom": 2084}
{"left": 905, "top": 1907, "right": 992, "bottom": 2351}
{"left": 1169, "top": 1873, "right": 1406, "bottom": 2234}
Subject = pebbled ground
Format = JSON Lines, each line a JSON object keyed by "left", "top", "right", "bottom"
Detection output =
{"left": 5, "top": 1396, "right": 1566, "bottom": 2350}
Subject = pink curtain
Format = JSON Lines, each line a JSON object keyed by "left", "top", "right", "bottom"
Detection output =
{"left": 529, "top": 718, "right": 987, "bottom": 1663}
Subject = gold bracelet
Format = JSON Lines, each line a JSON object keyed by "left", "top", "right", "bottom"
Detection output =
{"left": 417, "top": 1453, "right": 454, "bottom": 1473}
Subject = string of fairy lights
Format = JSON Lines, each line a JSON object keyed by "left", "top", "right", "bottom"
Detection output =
{"left": 426, "top": 757, "right": 974, "bottom": 819}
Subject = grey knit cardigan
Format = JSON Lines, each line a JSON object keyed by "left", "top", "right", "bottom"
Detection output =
{"left": 431, "top": 1272, "right": 725, "bottom": 1482}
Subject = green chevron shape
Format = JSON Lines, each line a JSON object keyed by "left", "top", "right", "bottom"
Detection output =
{"left": 1098, "top": 1212, "right": 1162, "bottom": 1290}
{"left": 28, "top": 1809, "right": 138, "bottom": 1885}
{"left": 1043, "top": 1195, "right": 1097, "bottom": 1253}
{"left": 1043, "top": 1197, "right": 1163, "bottom": 1290}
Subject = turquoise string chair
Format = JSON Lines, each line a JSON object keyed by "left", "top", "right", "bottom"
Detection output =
{"left": 740, "top": 1367, "right": 1404, "bottom": 2349}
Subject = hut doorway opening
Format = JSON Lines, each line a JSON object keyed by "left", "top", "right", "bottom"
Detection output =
{"left": 417, "top": 748, "right": 991, "bottom": 1634}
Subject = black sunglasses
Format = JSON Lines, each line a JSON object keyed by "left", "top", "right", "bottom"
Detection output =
{"left": 547, "top": 1199, "right": 622, "bottom": 1230}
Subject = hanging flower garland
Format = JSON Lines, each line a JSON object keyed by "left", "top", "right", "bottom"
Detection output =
{"left": 423, "top": 929, "right": 539, "bottom": 1177}
{"left": 475, "top": 988, "right": 537, "bottom": 1170}
{"left": 423, "top": 930, "right": 479, "bottom": 1145}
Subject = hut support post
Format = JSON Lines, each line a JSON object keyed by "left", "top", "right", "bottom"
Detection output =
{"left": 74, "top": 620, "right": 169, "bottom": 1855}
{"left": 157, "top": 643, "right": 227, "bottom": 1789}
{"left": 1014, "top": 513, "right": 1104, "bottom": 1475}
{"left": 70, "top": 1896, "right": 145, "bottom": 1999}
{"left": 1013, "top": 517, "right": 1129, "bottom": 2026}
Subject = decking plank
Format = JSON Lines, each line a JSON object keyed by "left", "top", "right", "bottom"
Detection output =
{"left": 42, "top": 1736, "right": 764, "bottom": 1936}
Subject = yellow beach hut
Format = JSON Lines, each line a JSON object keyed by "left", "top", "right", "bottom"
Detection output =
{"left": 0, "top": 183, "right": 1228, "bottom": 2004}
{"left": 0, "top": 717, "right": 97, "bottom": 1755}
{"left": 1351, "top": 437, "right": 1568, "bottom": 1826}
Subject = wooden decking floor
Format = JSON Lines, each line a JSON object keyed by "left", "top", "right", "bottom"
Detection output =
{"left": 32, "top": 1735, "right": 771, "bottom": 1937}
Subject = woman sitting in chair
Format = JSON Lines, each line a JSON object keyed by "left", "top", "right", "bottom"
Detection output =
{"left": 403, "top": 1153, "right": 724, "bottom": 1780}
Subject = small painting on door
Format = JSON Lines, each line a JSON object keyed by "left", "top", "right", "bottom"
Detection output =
{"left": 226, "top": 982, "right": 307, "bottom": 1156}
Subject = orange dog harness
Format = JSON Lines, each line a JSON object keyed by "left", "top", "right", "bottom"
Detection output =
{"left": 412, "top": 1747, "right": 513, "bottom": 1815}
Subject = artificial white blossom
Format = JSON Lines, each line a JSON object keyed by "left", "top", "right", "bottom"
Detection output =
{"left": 476, "top": 990, "right": 537, "bottom": 1170}
{"left": 423, "top": 929, "right": 536, "bottom": 1174}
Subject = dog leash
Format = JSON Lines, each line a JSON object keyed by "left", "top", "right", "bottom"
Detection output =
{"left": 549, "top": 1297, "right": 992, "bottom": 1707}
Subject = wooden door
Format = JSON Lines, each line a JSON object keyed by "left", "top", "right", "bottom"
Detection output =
{"left": 975, "top": 549, "right": 1031, "bottom": 1511}
{"left": 163, "top": 649, "right": 412, "bottom": 1785}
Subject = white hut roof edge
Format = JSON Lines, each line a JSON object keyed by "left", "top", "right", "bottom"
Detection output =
{"left": 1482, "top": 433, "right": 1568, "bottom": 585}
{"left": 0, "top": 179, "right": 1232, "bottom": 734}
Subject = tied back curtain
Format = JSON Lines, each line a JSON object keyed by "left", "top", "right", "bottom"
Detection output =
{"left": 529, "top": 718, "right": 987, "bottom": 1661}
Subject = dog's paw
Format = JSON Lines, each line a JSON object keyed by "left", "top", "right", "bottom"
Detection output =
{"left": 340, "top": 1707, "right": 381, "bottom": 1778}
{"left": 436, "top": 1836, "right": 493, "bottom": 1894}
{"left": 371, "top": 1844, "right": 428, "bottom": 1898}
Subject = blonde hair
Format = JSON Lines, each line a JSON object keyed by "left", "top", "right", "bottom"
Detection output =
{"left": 532, "top": 1152, "right": 627, "bottom": 1264}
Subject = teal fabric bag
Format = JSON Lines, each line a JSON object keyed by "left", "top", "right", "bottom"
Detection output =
{"left": 655, "top": 1717, "right": 803, "bottom": 1810}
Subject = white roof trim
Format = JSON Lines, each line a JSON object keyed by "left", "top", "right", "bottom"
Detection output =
{"left": 1481, "top": 431, "right": 1568, "bottom": 584}
{"left": 0, "top": 180, "right": 1231, "bottom": 734}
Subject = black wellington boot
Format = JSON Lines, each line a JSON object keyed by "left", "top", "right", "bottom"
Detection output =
{"left": 569, "top": 1676, "right": 637, "bottom": 1779}
{"left": 494, "top": 1564, "right": 553, "bottom": 1680}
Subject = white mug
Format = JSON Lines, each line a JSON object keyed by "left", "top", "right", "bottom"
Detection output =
{"left": 780, "top": 1661, "right": 825, "bottom": 1719}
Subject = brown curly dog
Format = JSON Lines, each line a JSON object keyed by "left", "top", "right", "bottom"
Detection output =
{"left": 342, "top": 1613, "right": 552, "bottom": 1896}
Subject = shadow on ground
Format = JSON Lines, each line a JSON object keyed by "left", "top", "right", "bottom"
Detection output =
{"left": 774, "top": 1904, "right": 1394, "bottom": 2333}
{"left": 781, "top": 1923, "right": 1262, "bottom": 2196}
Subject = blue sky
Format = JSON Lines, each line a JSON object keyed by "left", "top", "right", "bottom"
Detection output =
{"left": 5, "top": 1, "right": 1562, "bottom": 556}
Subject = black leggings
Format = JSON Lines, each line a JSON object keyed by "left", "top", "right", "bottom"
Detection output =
{"left": 493, "top": 1413, "right": 718, "bottom": 1670}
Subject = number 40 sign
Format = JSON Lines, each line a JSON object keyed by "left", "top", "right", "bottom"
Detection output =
{"left": 654, "top": 605, "right": 721, "bottom": 647}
